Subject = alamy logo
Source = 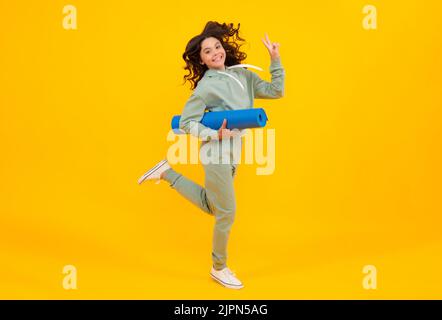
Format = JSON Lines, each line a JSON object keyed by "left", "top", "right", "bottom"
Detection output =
{"left": 62, "top": 265, "right": 78, "bottom": 290}
{"left": 362, "top": 265, "right": 377, "bottom": 290}
{"left": 362, "top": 5, "right": 377, "bottom": 30}
{"left": 62, "top": 5, "right": 77, "bottom": 30}
{"left": 166, "top": 128, "right": 276, "bottom": 175}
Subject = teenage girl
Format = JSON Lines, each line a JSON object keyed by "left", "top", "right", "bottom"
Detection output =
{"left": 138, "top": 21, "right": 285, "bottom": 289}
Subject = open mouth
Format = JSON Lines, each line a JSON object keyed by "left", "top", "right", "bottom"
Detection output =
{"left": 213, "top": 55, "right": 223, "bottom": 62}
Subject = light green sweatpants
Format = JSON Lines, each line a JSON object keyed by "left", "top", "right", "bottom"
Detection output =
{"left": 163, "top": 141, "right": 239, "bottom": 271}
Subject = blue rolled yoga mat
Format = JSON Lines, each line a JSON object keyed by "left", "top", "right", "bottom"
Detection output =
{"left": 171, "top": 108, "right": 268, "bottom": 134}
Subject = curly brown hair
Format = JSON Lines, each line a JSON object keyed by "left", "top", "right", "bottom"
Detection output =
{"left": 182, "top": 21, "right": 247, "bottom": 90}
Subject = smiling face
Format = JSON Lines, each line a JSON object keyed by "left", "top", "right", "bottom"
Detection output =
{"left": 200, "top": 37, "right": 226, "bottom": 71}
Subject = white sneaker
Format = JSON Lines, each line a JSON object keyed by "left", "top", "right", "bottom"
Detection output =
{"left": 138, "top": 159, "right": 170, "bottom": 185}
{"left": 210, "top": 267, "right": 244, "bottom": 289}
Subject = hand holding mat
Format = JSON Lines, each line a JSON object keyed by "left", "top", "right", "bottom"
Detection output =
{"left": 171, "top": 108, "right": 268, "bottom": 134}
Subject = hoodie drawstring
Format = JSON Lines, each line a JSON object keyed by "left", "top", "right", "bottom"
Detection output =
{"left": 227, "top": 64, "right": 263, "bottom": 71}
{"left": 216, "top": 64, "right": 263, "bottom": 91}
{"left": 216, "top": 71, "right": 245, "bottom": 90}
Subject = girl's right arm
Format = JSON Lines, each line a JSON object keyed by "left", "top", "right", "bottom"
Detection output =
{"left": 179, "top": 94, "right": 236, "bottom": 141}
{"left": 178, "top": 93, "right": 220, "bottom": 141}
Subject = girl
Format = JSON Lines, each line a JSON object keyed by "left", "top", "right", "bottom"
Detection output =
{"left": 138, "top": 21, "right": 285, "bottom": 289}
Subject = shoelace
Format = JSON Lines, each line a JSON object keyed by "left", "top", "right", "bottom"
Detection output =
{"left": 224, "top": 268, "right": 237, "bottom": 277}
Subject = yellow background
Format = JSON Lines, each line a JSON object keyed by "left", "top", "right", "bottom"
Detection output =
{"left": 1, "top": 0, "right": 441, "bottom": 299}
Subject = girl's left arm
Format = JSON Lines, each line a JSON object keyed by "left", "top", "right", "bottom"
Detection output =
{"left": 246, "top": 33, "right": 285, "bottom": 99}
{"left": 247, "top": 57, "right": 285, "bottom": 99}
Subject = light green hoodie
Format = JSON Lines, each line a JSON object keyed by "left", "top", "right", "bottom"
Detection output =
{"left": 178, "top": 57, "right": 285, "bottom": 141}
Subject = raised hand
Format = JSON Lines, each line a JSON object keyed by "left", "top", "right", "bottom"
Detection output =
{"left": 261, "top": 33, "right": 280, "bottom": 61}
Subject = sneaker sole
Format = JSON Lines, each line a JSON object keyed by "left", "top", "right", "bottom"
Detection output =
{"left": 138, "top": 160, "right": 168, "bottom": 184}
{"left": 210, "top": 273, "right": 244, "bottom": 290}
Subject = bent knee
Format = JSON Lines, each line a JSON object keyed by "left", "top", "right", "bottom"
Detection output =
{"left": 214, "top": 201, "right": 236, "bottom": 215}
{"left": 214, "top": 205, "right": 236, "bottom": 224}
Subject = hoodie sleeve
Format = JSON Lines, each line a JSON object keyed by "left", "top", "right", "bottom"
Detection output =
{"left": 178, "top": 93, "right": 219, "bottom": 141}
{"left": 247, "top": 58, "right": 285, "bottom": 99}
